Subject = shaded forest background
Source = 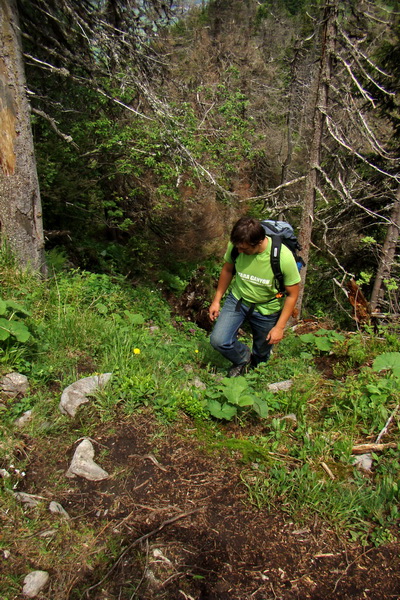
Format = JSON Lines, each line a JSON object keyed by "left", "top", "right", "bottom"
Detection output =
{"left": 5, "top": 0, "right": 400, "bottom": 324}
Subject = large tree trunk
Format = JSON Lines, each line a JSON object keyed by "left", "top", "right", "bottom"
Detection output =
{"left": 296, "top": 0, "right": 337, "bottom": 314}
{"left": 370, "top": 186, "right": 400, "bottom": 313}
{"left": 0, "top": 0, "right": 46, "bottom": 273}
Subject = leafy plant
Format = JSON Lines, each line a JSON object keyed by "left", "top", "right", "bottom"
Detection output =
{"left": 204, "top": 376, "right": 277, "bottom": 420}
{"left": 299, "top": 329, "right": 346, "bottom": 355}
{"left": 0, "top": 298, "right": 31, "bottom": 344}
{"left": 372, "top": 352, "right": 400, "bottom": 378}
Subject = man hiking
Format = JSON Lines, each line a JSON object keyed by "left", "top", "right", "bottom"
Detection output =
{"left": 209, "top": 216, "right": 301, "bottom": 377}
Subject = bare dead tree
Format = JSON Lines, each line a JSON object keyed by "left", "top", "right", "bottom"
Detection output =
{"left": 370, "top": 186, "right": 400, "bottom": 312}
{"left": 295, "top": 0, "right": 338, "bottom": 314}
{"left": 0, "top": 0, "right": 46, "bottom": 272}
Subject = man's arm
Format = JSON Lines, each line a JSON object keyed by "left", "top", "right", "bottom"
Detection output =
{"left": 266, "top": 283, "right": 300, "bottom": 344}
{"left": 209, "top": 262, "right": 235, "bottom": 321}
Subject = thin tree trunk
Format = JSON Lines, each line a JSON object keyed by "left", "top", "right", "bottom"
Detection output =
{"left": 0, "top": 0, "right": 46, "bottom": 273}
{"left": 296, "top": 0, "right": 338, "bottom": 314}
{"left": 370, "top": 186, "right": 400, "bottom": 312}
{"left": 279, "top": 42, "right": 303, "bottom": 201}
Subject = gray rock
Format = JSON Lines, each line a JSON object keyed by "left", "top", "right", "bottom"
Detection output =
{"left": 0, "top": 372, "right": 29, "bottom": 398}
{"left": 268, "top": 380, "right": 293, "bottom": 393}
{"left": 59, "top": 373, "right": 112, "bottom": 417}
{"left": 279, "top": 413, "right": 298, "bottom": 428}
{"left": 49, "top": 501, "right": 70, "bottom": 520}
{"left": 39, "top": 530, "right": 57, "bottom": 538}
{"left": 13, "top": 492, "right": 44, "bottom": 508}
{"left": 353, "top": 453, "right": 373, "bottom": 472}
{"left": 22, "top": 571, "right": 49, "bottom": 598}
{"left": 15, "top": 410, "right": 33, "bottom": 427}
{"left": 191, "top": 377, "right": 206, "bottom": 390}
{"left": 66, "top": 438, "right": 109, "bottom": 481}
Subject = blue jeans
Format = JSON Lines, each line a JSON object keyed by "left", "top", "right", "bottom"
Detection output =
{"left": 210, "top": 292, "right": 280, "bottom": 367}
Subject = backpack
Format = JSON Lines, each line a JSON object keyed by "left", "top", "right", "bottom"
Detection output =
{"left": 231, "top": 219, "right": 304, "bottom": 297}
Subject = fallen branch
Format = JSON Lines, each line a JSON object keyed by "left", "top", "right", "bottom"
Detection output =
{"left": 375, "top": 405, "right": 399, "bottom": 444}
{"left": 321, "top": 462, "right": 335, "bottom": 480}
{"left": 351, "top": 442, "right": 397, "bottom": 454}
{"left": 79, "top": 508, "right": 202, "bottom": 599}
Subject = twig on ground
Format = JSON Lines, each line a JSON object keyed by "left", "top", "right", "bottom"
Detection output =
{"left": 321, "top": 462, "right": 335, "bottom": 480}
{"left": 375, "top": 405, "right": 399, "bottom": 444}
{"left": 80, "top": 508, "right": 202, "bottom": 599}
{"left": 333, "top": 547, "right": 375, "bottom": 593}
{"left": 351, "top": 442, "right": 397, "bottom": 454}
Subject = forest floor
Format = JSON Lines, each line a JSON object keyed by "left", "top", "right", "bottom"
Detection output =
{"left": 17, "top": 404, "right": 400, "bottom": 600}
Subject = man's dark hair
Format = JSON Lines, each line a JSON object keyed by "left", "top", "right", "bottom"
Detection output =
{"left": 230, "top": 217, "right": 266, "bottom": 246}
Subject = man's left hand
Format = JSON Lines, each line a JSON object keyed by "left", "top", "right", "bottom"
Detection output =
{"left": 266, "top": 325, "right": 285, "bottom": 345}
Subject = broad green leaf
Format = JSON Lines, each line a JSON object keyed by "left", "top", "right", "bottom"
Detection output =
{"left": 0, "top": 299, "right": 6, "bottom": 315}
{"left": 221, "top": 375, "right": 247, "bottom": 387}
{"left": 299, "top": 333, "right": 316, "bottom": 343}
{"left": 221, "top": 376, "right": 249, "bottom": 405}
{"left": 315, "top": 337, "right": 332, "bottom": 352}
{"left": 224, "top": 388, "right": 248, "bottom": 404}
{"left": 124, "top": 311, "right": 145, "bottom": 325}
{"left": 253, "top": 399, "right": 269, "bottom": 418}
{"left": 372, "top": 352, "right": 400, "bottom": 378}
{"left": 330, "top": 331, "right": 345, "bottom": 342}
{"left": 207, "top": 400, "right": 237, "bottom": 420}
{"left": 5, "top": 300, "right": 31, "bottom": 316}
{"left": 237, "top": 394, "right": 255, "bottom": 407}
{"left": 5, "top": 320, "right": 31, "bottom": 342}
{"left": 0, "top": 319, "right": 11, "bottom": 340}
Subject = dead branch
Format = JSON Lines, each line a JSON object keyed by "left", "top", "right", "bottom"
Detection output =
{"left": 325, "top": 116, "right": 400, "bottom": 183}
{"left": 79, "top": 508, "right": 202, "bottom": 599}
{"left": 375, "top": 405, "right": 399, "bottom": 444}
{"left": 31, "top": 108, "right": 79, "bottom": 148}
{"left": 321, "top": 462, "right": 335, "bottom": 480}
{"left": 351, "top": 442, "right": 397, "bottom": 454}
{"left": 241, "top": 176, "right": 306, "bottom": 203}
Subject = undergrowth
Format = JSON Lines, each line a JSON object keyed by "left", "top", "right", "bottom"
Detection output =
{"left": 0, "top": 255, "right": 399, "bottom": 597}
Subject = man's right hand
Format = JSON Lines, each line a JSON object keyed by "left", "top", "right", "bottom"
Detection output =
{"left": 209, "top": 300, "right": 221, "bottom": 322}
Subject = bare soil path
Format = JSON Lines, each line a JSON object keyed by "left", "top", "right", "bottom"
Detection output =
{"left": 20, "top": 411, "right": 400, "bottom": 600}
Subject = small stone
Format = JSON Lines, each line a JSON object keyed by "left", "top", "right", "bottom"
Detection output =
{"left": 0, "top": 372, "right": 29, "bottom": 398}
{"left": 49, "top": 501, "right": 70, "bottom": 519}
{"left": 353, "top": 453, "right": 373, "bottom": 472}
{"left": 15, "top": 410, "right": 33, "bottom": 427}
{"left": 59, "top": 373, "right": 112, "bottom": 417}
{"left": 39, "top": 530, "right": 57, "bottom": 538}
{"left": 280, "top": 413, "right": 298, "bottom": 428}
{"left": 23, "top": 571, "right": 49, "bottom": 597}
{"left": 66, "top": 438, "right": 109, "bottom": 481}
{"left": 13, "top": 492, "right": 44, "bottom": 508}
{"left": 268, "top": 380, "right": 293, "bottom": 393}
{"left": 191, "top": 377, "right": 206, "bottom": 390}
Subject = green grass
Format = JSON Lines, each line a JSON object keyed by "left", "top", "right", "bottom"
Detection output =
{"left": 0, "top": 250, "right": 399, "bottom": 585}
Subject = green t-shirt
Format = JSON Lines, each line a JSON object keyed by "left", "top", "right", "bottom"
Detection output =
{"left": 223, "top": 237, "right": 301, "bottom": 315}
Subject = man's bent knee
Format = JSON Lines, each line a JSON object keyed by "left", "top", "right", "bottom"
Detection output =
{"left": 210, "top": 330, "right": 224, "bottom": 351}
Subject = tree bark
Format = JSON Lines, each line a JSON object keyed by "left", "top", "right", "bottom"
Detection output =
{"left": 0, "top": 0, "right": 46, "bottom": 273}
{"left": 296, "top": 0, "right": 338, "bottom": 314}
{"left": 370, "top": 186, "right": 400, "bottom": 312}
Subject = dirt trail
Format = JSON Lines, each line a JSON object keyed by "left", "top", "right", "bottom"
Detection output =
{"left": 21, "top": 412, "right": 400, "bottom": 600}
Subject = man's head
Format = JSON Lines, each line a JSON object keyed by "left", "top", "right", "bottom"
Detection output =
{"left": 230, "top": 217, "right": 266, "bottom": 254}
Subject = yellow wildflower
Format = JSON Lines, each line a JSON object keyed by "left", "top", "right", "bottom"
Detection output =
{"left": 133, "top": 348, "right": 141, "bottom": 355}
